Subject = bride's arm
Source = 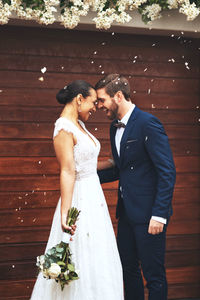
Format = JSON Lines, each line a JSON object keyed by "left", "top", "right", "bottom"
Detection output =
{"left": 53, "top": 130, "right": 76, "bottom": 232}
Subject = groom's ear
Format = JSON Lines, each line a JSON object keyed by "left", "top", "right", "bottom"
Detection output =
{"left": 114, "top": 91, "right": 123, "bottom": 104}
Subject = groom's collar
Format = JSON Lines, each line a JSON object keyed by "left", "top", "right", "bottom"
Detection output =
{"left": 119, "top": 104, "right": 135, "bottom": 126}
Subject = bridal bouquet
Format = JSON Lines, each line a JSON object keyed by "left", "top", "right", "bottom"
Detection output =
{"left": 36, "top": 207, "right": 80, "bottom": 290}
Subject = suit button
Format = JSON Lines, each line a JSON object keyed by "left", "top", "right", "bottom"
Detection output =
{"left": 130, "top": 166, "right": 134, "bottom": 170}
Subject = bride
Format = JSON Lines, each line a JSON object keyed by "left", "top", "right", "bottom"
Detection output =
{"left": 30, "top": 80, "right": 124, "bottom": 300}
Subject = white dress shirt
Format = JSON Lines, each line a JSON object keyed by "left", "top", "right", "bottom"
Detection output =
{"left": 115, "top": 105, "right": 166, "bottom": 225}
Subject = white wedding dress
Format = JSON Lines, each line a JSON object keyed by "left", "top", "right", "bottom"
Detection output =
{"left": 30, "top": 117, "right": 124, "bottom": 300}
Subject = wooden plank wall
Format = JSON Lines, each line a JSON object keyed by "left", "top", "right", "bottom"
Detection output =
{"left": 0, "top": 25, "right": 199, "bottom": 299}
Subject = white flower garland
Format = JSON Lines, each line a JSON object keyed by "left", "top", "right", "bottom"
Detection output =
{"left": 0, "top": 0, "right": 199, "bottom": 29}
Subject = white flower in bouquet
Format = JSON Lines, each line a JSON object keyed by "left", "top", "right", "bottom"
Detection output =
{"left": 129, "top": 0, "right": 147, "bottom": 10}
{"left": 0, "top": 2, "right": 12, "bottom": 24}
{"left": 115, "top": 11, "right": 132, "bottom": 24}
{"left": 37, "top": 255, "right": 45, "bottom": 270}
{"left": 179, "top": 2, "right": 200, "bottom": 21}
{"left": 48, "top": 263, "right": 61, "bottom": 279}
{"left": 167, "top": 0, "right": 178, "bottom": 9}
{"left": 143, "top": 4, "right": 162, "bottom": 22}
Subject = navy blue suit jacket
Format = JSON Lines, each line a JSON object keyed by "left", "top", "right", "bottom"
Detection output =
{"left": 98, "top": 106, "right": 176, "bottom": 223}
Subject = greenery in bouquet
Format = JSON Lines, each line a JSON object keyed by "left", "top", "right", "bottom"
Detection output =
{"left": 36, "top": 207, "right": 80, "bottom": 290}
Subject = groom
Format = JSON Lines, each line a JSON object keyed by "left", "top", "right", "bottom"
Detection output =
{"left": 96, "top": 74, "right": 176, "bottom": 300}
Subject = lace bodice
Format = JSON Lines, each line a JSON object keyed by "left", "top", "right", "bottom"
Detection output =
{"left": 53, "top": 117, "right": 100, "bottom": 180}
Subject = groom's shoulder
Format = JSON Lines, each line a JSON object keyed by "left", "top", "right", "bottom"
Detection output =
{"left": 136, "top": 107, "right": 157, "bottom": 122}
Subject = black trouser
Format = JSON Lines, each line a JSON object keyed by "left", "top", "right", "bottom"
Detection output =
{"left": 117, "top": 209, "right": 168, "bottom": 300}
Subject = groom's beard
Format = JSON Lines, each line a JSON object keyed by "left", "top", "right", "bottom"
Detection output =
{"left": 107, "top": 103, "right": 118, "bottom": 120}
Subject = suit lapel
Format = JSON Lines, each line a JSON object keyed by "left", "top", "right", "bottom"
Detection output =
{"left": 110, "top": 120, "right": 120, "bottom": 168}
{"left": 120, "top": 106, "right": 140, "bottom": 161}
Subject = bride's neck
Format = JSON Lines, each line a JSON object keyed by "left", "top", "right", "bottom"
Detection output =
{"left": 60, "top": 103, "right": 79, "bottom": 124}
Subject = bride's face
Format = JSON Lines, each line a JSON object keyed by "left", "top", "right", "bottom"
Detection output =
{"left": 78, "top": 88, "right": 98, "bottom": 122}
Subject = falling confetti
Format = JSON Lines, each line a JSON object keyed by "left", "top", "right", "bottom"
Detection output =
{"left": 38, "top": 77, "right": 44, "bottom": 81}
{"left": 144, "top": 68, "right": 148, "bottom": 72}
{"left": 151, "top": 104, "right": 155, "bottom": 108}
{"left": 61, "top": 66, "right": 64, "bottom": 70}
{"left": 133, "top": 91, "right": 136, "bottom": 94}
{"left": 0, "top": 90, "right": 2, "bottom": 93}
{"left": 95, "top": 128, "right": 98, "bottom": 131}
{"left": 134, "top": 56, "right": 138, "bottom": 59}
{"left": 112, "top": 32, "right": 115, "bottom": 35}
{"left": 145, "top": 136, "right": 148, "bottom": 141}
{"left": 41, "top": 67, "right": 47, "bottom": 73}
{"left": 25, "top": 193, "right": 28, "bottom": 196}
{"left": 99, "top": 65, "right": 102, "bottom": 68}
{"left": 44, "top": 192, "right": 47, "bottom": 196}
{"left": 18, "top": 196, "right": 22, "bottom": 199}
{"left": 186, "top": 150, "right": 190, "bottom": 154}
{"left": 12, "top": 265, "right": 15, "bottom": 268}
{"left": 152, "top": 44, "right": 156, "bottom": 47}
{"left": 93, "top": 51, "right": 97, "bottom": 55}
{"left": 168, "top": 58, "right": 175, "bottom": 63}
{"left": 25, "top": 201, "right": 27, "bottom": 205}
{"left": 166, "top": 106, "right": 169, "bottom": 109}
{"left": 196, "top": 106, "right": 199, "bottom": 109}
{"left": 38, "top": 161, "right": 41, "bottom": 164}
{"left": 33, "top": 218, "right": 36, "bottom": 222}
{"left": 132, "top": 60, "right": 136, "bottom": 63}
{"left": 148, "top": 89, "right": 151, "bottom": 95}
{"left": 101, "top": 71, "right": 105, "bottom": 74}
{"left": 171, "top": 34, "right": 174, "bottom": 37}
{"left": 151, "top": 79, "right": 154, "bottom": 82}
{"left": 101, "top": 42, "right": 106, "bottom": 45}
{"left": 91, "top": 61, "right": 94, "bottom": 64}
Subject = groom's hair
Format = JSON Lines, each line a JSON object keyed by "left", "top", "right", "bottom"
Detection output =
{"left": 95, "top": 74, "right": 130, "bottom": 101}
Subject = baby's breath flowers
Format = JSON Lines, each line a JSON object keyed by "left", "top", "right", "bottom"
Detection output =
{"left": 0, "top": 0, "right": 200, "bottom": 28}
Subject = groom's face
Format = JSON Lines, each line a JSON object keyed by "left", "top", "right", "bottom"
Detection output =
{"left": 96, "top": 88, "right": 118, "bottom": 120}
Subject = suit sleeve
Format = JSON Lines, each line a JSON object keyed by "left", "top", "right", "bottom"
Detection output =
{"left": 144, "top": 116, "right": 176, "bottom": 218}
{"left": 97, "top": 166, "right": 119, "bottom": 184}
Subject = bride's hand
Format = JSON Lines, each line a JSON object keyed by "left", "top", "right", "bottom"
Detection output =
{"left": 61, "top": 214, "right": 77, "bottom": 235}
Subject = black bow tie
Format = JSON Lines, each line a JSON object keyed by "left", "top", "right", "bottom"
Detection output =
{"left": 114, "top": 121, "right": 126, "bottom": 129}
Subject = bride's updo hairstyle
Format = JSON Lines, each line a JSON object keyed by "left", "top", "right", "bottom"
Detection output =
{"left": 56, "top": 80, "right": 94, "bottom": 105}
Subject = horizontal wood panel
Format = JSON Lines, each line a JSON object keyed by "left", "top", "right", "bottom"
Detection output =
{"left": 0, "top": 106, "right": 199, "bottom": 125}
{"left": 0, "top": 71, "right": 199, "bottom": 94}
{"left": 1, "top": 256, "right": 199, "bottom": 283}
{"left": 0, "top": 280, "right": 199, "bottom": 299}
{"left": 0, "top": 122, "right": 199, "bottom": 139}
{"left": 0, "top": 188, "right": 199, "bottom": 211}
{"left": 0, "top": 88, "right": 199, "bottom": 110}
{"left": 0, "top": 139, "right": 199, "bottom": 157}
{"left": 0, "top": 26, "right": 198, "bottom": 61}
{"left": 0, "top": 203, "right": 200, "bottom": 229}
{"left": 0, "top": 173, "right": 199, "bottom": 192}
{"left": 0, "top": 156, "right": 199, "bottom": 175}
{"left": 1, "top": 241, "right": 199, "bottom": 269}
{"left": 0, "top": 54, "right": 198, "bottom": 78}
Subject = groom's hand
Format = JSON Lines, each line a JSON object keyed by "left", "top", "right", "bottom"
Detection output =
{"left": 148, "top": 219, "right": 164, "bottom": 235}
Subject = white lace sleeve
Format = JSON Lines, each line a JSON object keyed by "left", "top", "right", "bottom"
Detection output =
{"left": 53, "top": 117, "right": 76, "bottom": 139}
